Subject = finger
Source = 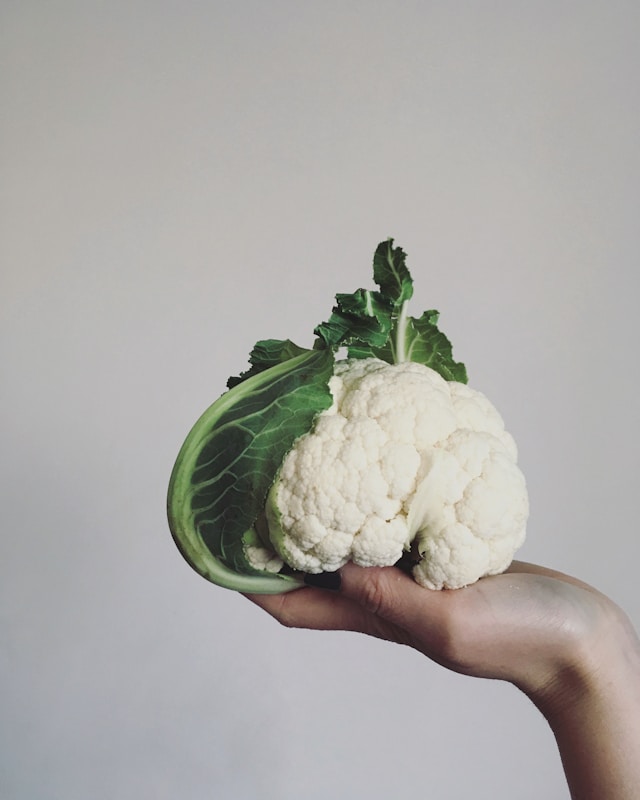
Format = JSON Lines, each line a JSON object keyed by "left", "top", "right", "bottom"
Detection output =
{"left": 337, "top": 562, "right": 463, "bottom": 632}
{"left": 244, "top": 585, "right": 377, "bottom": 633}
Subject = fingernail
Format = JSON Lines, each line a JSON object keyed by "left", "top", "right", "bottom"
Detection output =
{"left": 304, "top": 571, "right": 341, "bottom": 591}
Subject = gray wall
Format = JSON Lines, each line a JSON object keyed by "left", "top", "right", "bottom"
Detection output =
{"left": 2, "top": 2, "right": 638, "bottom": 798}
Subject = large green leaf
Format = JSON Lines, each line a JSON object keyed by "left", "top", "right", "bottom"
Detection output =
{"left": 167, "top": 347, "right": 334, "bottom": 592}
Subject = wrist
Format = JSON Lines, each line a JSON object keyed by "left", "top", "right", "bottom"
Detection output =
{"left": 522, "top": 602, "right": 640, "bottom": 800}
{"left": 523, "top": 599, "right": 640, "bottom": 722}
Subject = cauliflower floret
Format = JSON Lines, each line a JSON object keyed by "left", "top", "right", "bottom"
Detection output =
{"left": 408, "top": 431, "right": 528, "bottom": 589}
{"left": 449, "top": 382, "right": 518, "bottom": 460}
{"left": 261, "top": 357, "right": 528, "bottom": 589}
{"left": 244, "top": 545, "right": 284, "bottom": 574}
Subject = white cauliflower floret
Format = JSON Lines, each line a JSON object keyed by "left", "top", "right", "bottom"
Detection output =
{"left": 243, "top": 545, "right": 284, "bottom": 574}
{"left": 407, "top": 431, "right": 528, "bottom": 589}
{"left": 260, "top": 357, "right": 529, "bottom": 590}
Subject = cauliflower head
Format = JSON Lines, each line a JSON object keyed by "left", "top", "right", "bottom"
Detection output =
{"left": 264, "top": 358, "right": 528, "bottom": 590}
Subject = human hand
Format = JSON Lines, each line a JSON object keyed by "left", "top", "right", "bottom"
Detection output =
{"left": 246, "top": 561, "right": 636, "bottom": 705}
{"left": 247, "top": 561, "right": 640, "bottom": 798}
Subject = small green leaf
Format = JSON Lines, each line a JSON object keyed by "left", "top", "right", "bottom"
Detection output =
{"left": 372, "top": 238, "right": 413, "bottom": 307}
{"left": 406, "top": 311, "right": 468, "bottom": 382}
{"left": 348, "top": 309, "right": 467, "bottom": 383}
{"left": 314, "top": 289, "right": 392, "bottom": 349}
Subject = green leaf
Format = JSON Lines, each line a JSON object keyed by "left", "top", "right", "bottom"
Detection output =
{"left": 314, "top": 289, "right": 392, "bottom": 349}
{"left": 348, "top": 311, "right": 467, "bottom": 383}
{"left": 348, "top": 308, "right": 468, "bottom": 383}
{"left": 314, "top": 239, "right": 415, "bottom": 351}
{"left": 372, "top": 238, "right": 413, "bottom": 306}
{"left": 167, "top": 347, "right": 335, "bottom": 592}
{"left": 227, "top": 339, "right": 309, "bottom": 388}
{"left": 405, "top": 311, "right": 468, "bottom": 382}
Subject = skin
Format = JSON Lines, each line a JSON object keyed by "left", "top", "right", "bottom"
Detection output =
{"left": 246, "top": 561, "right": 640, "bottom": 800}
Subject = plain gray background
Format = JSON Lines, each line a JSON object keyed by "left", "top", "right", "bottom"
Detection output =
{"left": 2, "top": 2, "right": 638, "bottom": 798}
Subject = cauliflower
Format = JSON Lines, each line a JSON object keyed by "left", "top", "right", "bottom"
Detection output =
{"left": 167, "top": 238, "right": 529, "bottom": 594}
{"left": 264, "top": 358, "right": 528, "bottom": 590}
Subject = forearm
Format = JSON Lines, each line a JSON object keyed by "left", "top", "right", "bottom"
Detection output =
{"left": 529, "top": 611, "right": 640, "bottom": 800}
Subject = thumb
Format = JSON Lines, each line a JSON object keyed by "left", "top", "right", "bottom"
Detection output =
{"left": 336, "top": 563, "right": 494, "bottom": 671}
{"left": 336, "top": 562, "right": 442, "bottom": 628}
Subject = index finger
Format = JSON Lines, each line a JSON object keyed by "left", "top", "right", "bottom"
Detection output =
{"left": 243, "top": 581, "right": 376, "bottom": 633}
